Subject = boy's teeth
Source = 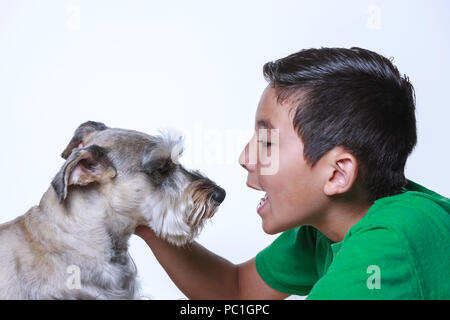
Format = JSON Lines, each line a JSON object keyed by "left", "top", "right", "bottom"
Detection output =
{"left": 257, "top": 193, "right": 268, "bottom": 209}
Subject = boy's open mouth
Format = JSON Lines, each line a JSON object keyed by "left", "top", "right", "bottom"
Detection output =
{"left": 257, "top": 193, "right": 269, "bottom": 214}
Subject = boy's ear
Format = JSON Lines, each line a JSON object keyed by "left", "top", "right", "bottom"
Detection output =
{"left": 323, "top": 152, "right": 358, "bottom": 196}
{"left": 51, "top": 145, "right": 116, "bottom": 204}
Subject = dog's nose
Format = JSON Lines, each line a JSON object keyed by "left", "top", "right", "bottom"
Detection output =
{"left": 211, "top": 187, "right": 226, "bottom": 204}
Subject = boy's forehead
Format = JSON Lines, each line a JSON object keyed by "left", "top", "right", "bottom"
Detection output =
{"left": 255, "top": 87, "right": 295, "bottom": 130}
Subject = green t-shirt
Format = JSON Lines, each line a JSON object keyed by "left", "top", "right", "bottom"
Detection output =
{"left": 255, "top": 179, "right": 450, "bottom": 299}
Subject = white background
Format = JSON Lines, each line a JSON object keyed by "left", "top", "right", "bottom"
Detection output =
{"left": 0, "top": 0, "right": 449, "bottom": 299}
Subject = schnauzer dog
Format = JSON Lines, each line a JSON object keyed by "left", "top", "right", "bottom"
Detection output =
{"left": 0, "top": 121, "right": 225, "bottom": 299}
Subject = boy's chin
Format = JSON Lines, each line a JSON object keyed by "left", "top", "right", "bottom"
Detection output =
{"left": 262, "top": 214, "right": 302, "bottom": 234}
{"left": 261, "top": 218, "right": 285, "bottom": 235}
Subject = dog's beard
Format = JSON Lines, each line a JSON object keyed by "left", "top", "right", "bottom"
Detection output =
{"left": 142, "top": 193, "right": 217, "bottom": 247}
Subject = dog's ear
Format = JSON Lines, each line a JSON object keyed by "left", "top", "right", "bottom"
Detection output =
{"left": 61, "top": 121, "right": 108, "bottom": 159}
{"left": 52, "top": 145, "right": 117, "bottom": 204}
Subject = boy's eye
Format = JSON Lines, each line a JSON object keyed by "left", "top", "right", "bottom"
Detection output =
{"left": 258, "top": 140, "right": 272, "bottom": 147}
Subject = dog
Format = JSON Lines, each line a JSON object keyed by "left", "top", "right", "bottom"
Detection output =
{"left": 0, "top": 121, "right": 225, "bottom": 299}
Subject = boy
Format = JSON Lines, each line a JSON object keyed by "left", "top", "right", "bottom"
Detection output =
{"left": 135, "top": 47, "right": 450, "bottom": 299}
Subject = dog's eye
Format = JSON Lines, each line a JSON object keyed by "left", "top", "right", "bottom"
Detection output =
{"left": 153, "top": 159, "right": 176, "bottom": 177}
{"left": 141, "top": 158, "right": 176, "bottom": 185}
{"left": 157, "top": 163, "right": 171, "bottom": 175}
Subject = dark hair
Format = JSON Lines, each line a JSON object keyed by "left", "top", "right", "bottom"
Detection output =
{"left": 263, "top": 47, "right": 417, "bottom": 202}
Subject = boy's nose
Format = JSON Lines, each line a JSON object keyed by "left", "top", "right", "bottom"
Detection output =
{"left": 239, "top": 142, "right": 257, "bottom": 172}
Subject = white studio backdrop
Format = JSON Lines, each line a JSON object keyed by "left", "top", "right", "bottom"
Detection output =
{"left": 1, "top": 0, "right": 449, "bottom": 299}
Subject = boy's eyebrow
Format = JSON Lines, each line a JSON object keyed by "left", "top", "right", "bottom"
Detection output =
{"left": 256, "top": 119, "right": 274, "bottom": 129}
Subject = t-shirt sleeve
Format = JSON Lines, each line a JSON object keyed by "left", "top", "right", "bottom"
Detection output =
{"left": 255, "top": 226, "right": 319, "bottom": 296}
{"left": 306, "top": 226, "right": 422, "bottom": 300}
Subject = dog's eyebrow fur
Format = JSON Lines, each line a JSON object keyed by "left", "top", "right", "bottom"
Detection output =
{"left": 181, "top": 168, "right": 206, "bottom": 182}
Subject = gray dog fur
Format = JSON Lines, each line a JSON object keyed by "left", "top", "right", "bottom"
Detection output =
{"left": 0, "top": 121, "right": 225, "bottom": 299}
